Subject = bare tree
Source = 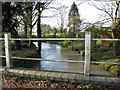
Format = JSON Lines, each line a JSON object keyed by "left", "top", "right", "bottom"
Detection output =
{"left": 41, "top": 24, "right": 52, "bottom": 35}
{"left": 88, "top": 1, "right": 120, "bottom": 56}
{"left": 52, "top": 3, "right": 68, "bottom": 33}
{"left": 88, "top": 1, "right": 119, "bottom": 24}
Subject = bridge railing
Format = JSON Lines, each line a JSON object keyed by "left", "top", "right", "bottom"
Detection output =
{"left": 0, "top": 32, "right": 120, "bottom": 76}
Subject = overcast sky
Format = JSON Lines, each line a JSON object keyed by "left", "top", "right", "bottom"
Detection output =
{"left": 41, "top": 0, "right": 106, "bottom": 28}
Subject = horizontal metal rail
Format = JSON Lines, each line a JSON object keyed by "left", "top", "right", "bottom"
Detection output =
{"left": 10, "top": 38, "right": 85, "bottom": 41}
{"left": 0, "top": 38, "right": 120, "bottom": 41}
{"left": 9, "top": 38, "right": 120, "bottom": 41}
{"left": 91, "top": 61, "right": 120, "bottom": 65}
{"left": 1, "top": 56, "right": 120, "bottom": 65}
{"left": 0, "top": 56, "right": 84, "bottom": 63}
{"left": 92, "top": 38, "right": 120, "bottom": 41}
{"left": 0, "top": 56, "right": 6, "bottom": 58}
{"left": 0, "top": 38, "right": 4, "bottom": 40}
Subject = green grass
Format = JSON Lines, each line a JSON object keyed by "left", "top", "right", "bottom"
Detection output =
{"left": 91, "top": 47, "right": 115, "bottom": 61}
{"left": 0, "top": 41, "right": 2, "bottom": 47}
{"left": 91, "top": 47, "right": 120, "bottom": 76}
{"left": 99, "top": 59, "right": 120, "bottom": 76}
{"left": 2, "top": 41, "right": 15, "bottom": 47}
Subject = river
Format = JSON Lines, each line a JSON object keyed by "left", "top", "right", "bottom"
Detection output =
{"left": 34, "top": 42, "right": 84, "bottom": 73}
{"left": 33, "top": 42, "right": 114, "bottom": 76}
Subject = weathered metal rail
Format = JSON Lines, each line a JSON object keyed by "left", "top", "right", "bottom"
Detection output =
{"left": 0, "top": 56, "right": 84, "bottom": 63}
{"left": 0, "top": 38, "right": 120, "bottom": 41}
{"left": 0, "top": 38, "right": 4, "bottom": 40}
{"left": 1, "top": 56, "right": 120, "bottom": 65}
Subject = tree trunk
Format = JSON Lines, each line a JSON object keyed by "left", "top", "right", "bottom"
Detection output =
{"left": 28, "top": 25, "right": 33, "bottom": 46}
{"left": 53, "top": 28, "right": 57, "bottom": 37}
{"left": 60, "top": 27, "right": 63, "bottom": 34}
{"left": 113, "top": 30, "right": 120, "bottom": 56}
{"left": 37, "top": 2, "right": 42, "bottom": 58}
{"left": 24, "top": 22, "right": 27, "bottom": 37}
{"left": 28, "top": 3, "right": 33, "bottom": 46}
{"left": 11, "top": 29, "right": 22, "bottom": 50}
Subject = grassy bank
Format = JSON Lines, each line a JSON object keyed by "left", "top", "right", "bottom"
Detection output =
{"left": 99, "top": 59, "right": 120, "bottom": 76}
{"left": 91, "top": 47, "right": 120, "bottom": 76}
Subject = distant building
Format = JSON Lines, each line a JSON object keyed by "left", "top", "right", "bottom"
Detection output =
{"left": 101, "top": 31, "right": 113, "bottom": 47}
{"left": 101, "top": 29, "right": 120, "bottom": 47}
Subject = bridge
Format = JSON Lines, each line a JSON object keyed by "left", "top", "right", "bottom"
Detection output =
{"left": 0, "top": 32, "right": 120, "bottom": 86}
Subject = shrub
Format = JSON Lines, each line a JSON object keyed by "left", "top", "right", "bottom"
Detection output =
{"left": 96, "top": 40, "right": 101, "bottom": 46}
{"left": 91, "top": 47, "right": 115, "bottom": 61}
{"left": 42, "top": 34, "right": 55, "bottom": 38}
{"left": 32, "top": 35, "right": 37, "bottom": 38}
{"left": 71, "top": 41, "right": 84, "bottom": 50}
{"left": 60, "top": 33, "right": 75, "bottom": 38}
{"left": 21, "top": 43, "right": 29, "bottom": 48}
{"left": 62, "top": 40, "right": 72, "bottom": 47}
{"left": 109, "top": 65, "right": 120, "bottom": 76}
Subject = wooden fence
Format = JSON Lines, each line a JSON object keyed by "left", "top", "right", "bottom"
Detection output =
{"left": 0, "top": 32, "right": 120, "bottom": 76}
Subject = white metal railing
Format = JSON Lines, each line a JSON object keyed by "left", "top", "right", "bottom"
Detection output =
{"left": 0, "top": 32, "right": 120, "bottom": 76}
{"left": 10, "top": 38, "right": 85, "bottom": 41}
{"left": 1, "top": 38, "right": 120, "bottom": 41}
{"left": 1, "top": 56, "right": 120, "bottom": 65}
{"left": 0, "top": 38, "right": 4, "bottom": 40}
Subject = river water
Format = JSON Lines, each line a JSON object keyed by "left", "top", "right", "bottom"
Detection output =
{"left": 34, "top": 42, "right": 84, "bottom": 73}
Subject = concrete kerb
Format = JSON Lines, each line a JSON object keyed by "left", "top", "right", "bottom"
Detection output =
{"left": 47, "top": 72, "right": 55, "bottom": 80}
{"left": 67, "top": 73, "right": 76, "bottom": 81}
{"left": 75, "top": 74, "right": 84, "bottom": 83}
{"left": 61, "top": 73, "right": 69, "bottom": 82}
{"left": 34, "top": 71, "right": 42, "bottom": 79}
{"left": 23, "top": 70, "right": 31, "bottom": 77}
{"left": 40, "top": 72, "right": 49, "bottom": 80}
{"left": 53, "top": 72, "right": 62, "bottom": 81}
{"left": 1, "top": 68, "right": 120, "bottom": 86}
{"left": 90, "top": 76, "right": 106, "bottom": 85}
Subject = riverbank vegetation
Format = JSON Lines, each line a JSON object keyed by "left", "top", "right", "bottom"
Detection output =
{"left": 99, "top": 59, "right": 120, "bottom": 76}
{"left": 2, "top": 41, "right": 40, "bottom": 68}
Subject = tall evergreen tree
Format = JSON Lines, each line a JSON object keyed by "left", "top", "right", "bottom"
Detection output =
{"left": 68, "top": 2, "right": 81, "bottom": 37}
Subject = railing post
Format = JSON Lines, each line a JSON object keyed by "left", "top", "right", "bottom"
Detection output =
{"left": 84, "top": 31, "right": 91, "bottom": 76}
{"left": 4, "top": 33, "right": 12, "bottom": 68}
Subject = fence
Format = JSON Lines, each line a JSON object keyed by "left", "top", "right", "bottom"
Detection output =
{"left": 0, "top": 32, "right": 120, "bottom": 76}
